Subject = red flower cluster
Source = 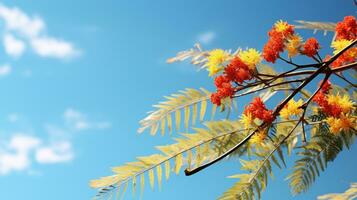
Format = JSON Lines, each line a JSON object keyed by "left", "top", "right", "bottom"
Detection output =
{"left": 303, "top": 38, "right": 320, "bottom": 57}
{"left": 224, "top": 57, "right": 253, "bottom": 83}
{"left": 313, "top": 81, "right": 341, "bottom": 117}
{"left": 210, "top": 75, "right": 234, "bottom": 106}
{"left": 336, "top": 16, "right": 357, "bottom": 40}
{"left": 210, "top": 57, "right": 255, "bottom": 105}
{"left": 244, "top": 97, "right": 274, "bottom": 123}
{"left": 262, "top": 22, "right": 294, "bottom": 63}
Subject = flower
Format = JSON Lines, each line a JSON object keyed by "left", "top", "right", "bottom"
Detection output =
{"left": 331, "top": 39, "right": 353, "bottom": 55}
{"left": 263, "top": 20, "right": 294, "bottom": 63}
{"left": 336, "top": 16, "right": 357, "bottom": 40}
{"left": 240, "top": 113, "right": 254, "bottom": 128}
{"left": 250, "top": 129, "right": 267, "bottom": 144}
{"left": 207, "top": 49, "right": 229, "bottom": 76}
{"left": 274, "top": 20, "right": 294, "bottom": 36}
{"left": 303, "top": 38, "right": 320, "bottom": 57}
{"left": 224, "top": 56, "right": 252, "bottom": 83}
{"left": 244, "top": 97, "right": 274, "bottom": 124}
{"left": 327, "top": 94, "right": 354, "bottom": 114}
{"left": 326, "top": 114, "right": 356, "bottom": 134}
{"left": 279, "top": 99, "right": 304, "bottom": 120}
{"left": 286, "top": 34, "right": 302, "bottom": 58}
{"left": 238, "top": 48, "right": 262, "bottom": 70}
{"left": 210, "top": 75, "right": 235, "bottom": 105}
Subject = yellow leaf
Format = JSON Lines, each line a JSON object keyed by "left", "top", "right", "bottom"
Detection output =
{"left": 150, "top": 123, "right": 158, "bottom": 136}
{"left": 165, "top": 161, "right": 170, "bottom": 180}
{"left": 187, "top": 149, "right": 193, "bottom": 169}
{"left": 160, "top": 118, "right": 166, "bottom": 136}
{"left": 156, "top": 165, "right": 162, "bottom": 190}
{"left": 184, "top": 106, "right": 190, "bottom": 131}
{"left": 196, "top": 146, "right": 202, "bottom": 167}
{"left": 167, "top": 115, "right": 172, "bottom": 134}
{"left": 211, "top": 104, "right": 217, "bottom": 120}
{"left": 148, "top": 169, "right": 155, "bottom": 190}
{"left": 200, "top": 100, "right": 207, "bottom": 122}
{"left": 192, "top": 103, "right": 198, "bottom": 126}
{"left": 175, "top": 154, "right": 183, "bottom": 174}
{"left": 175, "top": 110, "right": 181, "bottom": 131}
{"left": 120, "top": 181, "right": 128, "bottom": 200}
{"left": 140, "top": 174, "right": 145, "bottom": 198}
{"left": 132, "top": 176, "right": 137, "bottom": 197}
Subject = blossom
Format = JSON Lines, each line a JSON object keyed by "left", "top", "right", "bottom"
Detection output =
{"left": 224, "top": 57, "right": 252, "bottom": 84}
{"left": 274, "top": 20, "right": 294, "bottom": 36}
{"left": 210, "top": 75, "right": 235, "bottom": 105}
{"left": 303, "top": 38, "right": 320, "bottom": 57}
{"left": 238, "top": 48, "right": 262, "bottom": 70}
{"left": 244, "top": 97, "right": 274, "bottom": 124}
{"left": 327, "top": 94, "right": 354, "bottom": 114}
{"left": 263, "top": 20, "right": 294, "bottom": 63}
{"left": 331, "top": 39, "right": 353, "bottom": 55}
{"left": 207, "top": 49, "right": 229, "bottom": 76}
{"left": 279, "top": 99, "right": 304, "bottom": 120}
{"left": 336, "top": 16, "right": 357, "bottom": 40}
{"left": 250, "top": 129, "right": 267, "bottom": 144}
{"left": 286, "top": 34, "right": 302, "bottom": 58}
{"left": 326, "top": 114, "right": 356, "bottom": 134}
{"left": 240, "top": 113, "right": 254, "bottom": 128}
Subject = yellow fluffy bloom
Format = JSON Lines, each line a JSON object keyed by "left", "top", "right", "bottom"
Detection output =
{"left": 327, "top": 94, "right": 354, "bottom": 114}
{"left": 274, "top": 20, "right": 290, "bottom": 33}
{"left": 238, "top": 48, "right": 262, "bottom": 70}
{"left": 286, "top": 35, "right": 302, "bottom": 58}
{"left": 279, "top": 99, "right": 304, "bottom": 120}
{"left": 250, "top": 129, "right": 267, "bottom": 144}
{"left": 326, "top": 115, "right": 356, "bottom": 134}
{"left": 331, "top": 39, "right": 353, "bottom": 55}
{"left": 240, "top": 113, "right": 254, "bottom": 128}
{"left": 207, "top": 49, "right": 228, "bottom": 76}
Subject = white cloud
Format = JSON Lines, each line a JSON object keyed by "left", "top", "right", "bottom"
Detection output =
{"left": 64, "top": 108, "right": 111, "bottom": 131}
{"left": 0, "top": 3, "right": 80, "bottom": 60}
{"left": 3, "top": 33, "right": 26, "bottom": 57}
{"left": 35, "top": 141, "right": 73, "bottom": 164}
{"left": 0, "top": 64, "right": 11, "bottom": 76}
{"left": 0, "top": 5, "right": 44, "bottom": 37}
{"left": 197, "top": 31, "right": 215, "bottom": 45}
{"left": 30, "top": 37, "right": 80, "bottom": 59}
{"left": 0, "top": 134, "right": 41, "bottom": 175}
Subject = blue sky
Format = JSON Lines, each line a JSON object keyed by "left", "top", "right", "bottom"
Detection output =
{"left": 0, "top": 0, "right": 355, "bottom": 199}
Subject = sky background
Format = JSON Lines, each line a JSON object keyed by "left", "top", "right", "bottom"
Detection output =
{"left": 0, "top": 0, "right": 355, "bottom": 200}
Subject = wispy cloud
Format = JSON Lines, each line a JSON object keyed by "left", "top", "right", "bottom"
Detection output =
{"left": 0, "top": 109, "right": 110, "bottom": 175}
{"left": 0, "top": 134, "right": 41, "bottom": 175}
{"left": 35, "top": 141, "right": 73, "bottom": 164}
{"left": 3, "top": 33, "right": 26, "bottom": 57}
{"left": 0, "top": 3, "right": 80, "bottom": 60}
{"left": 64, "top": 108, "right": 111, "bottom": 131}
{"left": 0, "top": 64, "right": 12, "bottom": 76}
{"left": 197, "top": 31, "right": 216, "bottom": 45}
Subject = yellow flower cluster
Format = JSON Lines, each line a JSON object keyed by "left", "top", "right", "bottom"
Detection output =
{"left": 286, "top": 35, "right": 302, "bottom": 58}
{"left": 238, "top": 48, "right": 262, "bottom": 70}
{"left": 250, "top": 129, "right": 267, "bottom": 144}
{"left": 274, "top": 20, "right": 290, "bottom": 33}
{"left": 279, "top": 99, "right": 304, "bottom": 120}
{"left": 206, "top": 49, "right": 229, "bottom": 76}
{"left": 240, "top": 112, "right": 254, "bottom": 128}
{"left": 326, "top": 114, "right": 356, "bottom": 134}
{"left": 331, "top": 39, "right": 353, "bottom": 55}
{"left": 327, "top": 94, "right": 354, "bottom": 113}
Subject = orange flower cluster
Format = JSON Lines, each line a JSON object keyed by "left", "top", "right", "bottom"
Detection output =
{"left": 244, "top": 97, "right": 274, "bottom": 124}
{"left": 263, "top": 21, "right": 294, "bottom": 63}
{"left": 336, "top": 16, "right": 357, "bottom": 40}
{"left": 330, "top": 16, "right": 357, "bottom": 68}
{"left": 302, "top": 38, "right": 320, "bottom": 57}
{"left": 313, "top": 81, "right": 340, "bottom": 116}
{"left": 210, "top": 57, "right": 255, "bottom": 105}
